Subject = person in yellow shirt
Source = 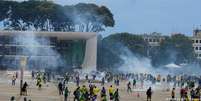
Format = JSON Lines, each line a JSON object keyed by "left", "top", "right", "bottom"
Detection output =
{"left": 81, "top": 85, "right": 87, "bottom": 94}
{"left": 93, "top": 86, "right": 100, "bottom": 100}
{"left": 109, "top": 85, "right": 115, "bottom": 100}
{"left": 193, "top": 99, "right": 200, "bottom": 101}
{"left": 184, "top": 92, "right": 190, "bottom": 101}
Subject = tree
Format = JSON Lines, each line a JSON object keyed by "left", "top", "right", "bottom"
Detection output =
{"left": 97, "top": 33, "right": 148, "bottom": 70}
{"left": 0, "top": 1, "right": 115, "bottom": 32}
{"left": 63, "top": 3, "right": 115, "bottom": 32}
{"left": 103, "top": 33, "right": 148, "bottom": 56}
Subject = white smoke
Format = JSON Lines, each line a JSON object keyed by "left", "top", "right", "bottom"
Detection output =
{"left": 10, "top": 31, "right": 64, "bottom": 69}
{"left": 117, "top": 47, "right": 154, "bottom": 74}
{"left": 117, "top": 46, "right": 201, "bottom": 75}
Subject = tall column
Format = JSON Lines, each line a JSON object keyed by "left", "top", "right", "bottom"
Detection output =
{"left": 82, "top": 36, "right": 97, "bottom": 72}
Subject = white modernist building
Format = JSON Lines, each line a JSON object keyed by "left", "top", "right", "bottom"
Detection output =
{"left": 0, "top": 31, "right": 97, "bottom": 71}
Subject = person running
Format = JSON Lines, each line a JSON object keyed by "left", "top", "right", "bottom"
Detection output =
{"left": 64, "top": 87, "right": 69, "bottom": 101}
{"left": 58, "top": 82, "right": 63, "bottom": 95}
{"left": 80, "top": 85, "right": 88, "bottom": 101}
{"left": 73, "top": 87, "right": 80, "bottom": 101}
{"left": 109, "top": 85, "right": 115, "bottom": 101}
{"left": 146, "top": 87, "right": 152, "bottom": 101}
{"left": 171, "top": 88, "right": 175, "bottom": 100}
{"left": 114, "top": 89, "right": 120, "bottom": 101}
{"left": 85, "top": 90, "right": 90, "bottom": 101}
{"left": 133, "top": 79, "right": 136, "bottom": 88}
{"left": 93, "top": 86, "right": 100, "bottom": 100}
{"left": 36, "top": 76, "right": 42, "bottom": 89}
{"left": 22, "top": 82, "right": 28, "bottom": 96}
{"left": 127, "top": 82, "right": 132, "bottom": 93}
{"left": 101, "top": 87, "right": 107, "bottom": 101}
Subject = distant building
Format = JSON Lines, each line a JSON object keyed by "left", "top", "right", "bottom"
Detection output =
{"left": 192, "top": 29, "right": 201, "bottom": 59}
{"left": 143, "top": 32, "right": 165, "bottom": 47}
{"left": 171, "top": 32, "right": 184, "bottom": 36}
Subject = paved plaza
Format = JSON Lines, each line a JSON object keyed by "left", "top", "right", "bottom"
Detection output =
{"left": 0, "top": 71, "right": 183, "bottom": 101}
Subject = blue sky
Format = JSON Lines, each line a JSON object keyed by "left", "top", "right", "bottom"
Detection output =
{"left": 53, "top": 0, "right": 201, "bottom": 36}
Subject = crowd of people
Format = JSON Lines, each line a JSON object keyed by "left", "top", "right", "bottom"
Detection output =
{"left": 57, "top": 82, "right": 120, "bottom": 101}
{"left": 55, "top": 72, "right": 152, "bottom": 101}
{"left": 56, "top": 72, "right": 201, "bottom": 101}
{"left": 8, "top": 70, "right": 201, "bottom": 101}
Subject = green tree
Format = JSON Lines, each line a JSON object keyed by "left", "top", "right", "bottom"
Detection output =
{"left": 63, "top": 3, "right": 115, "bottom": 32}
{"left": 0, "top": 1, "right": 115, "bottom": 32}
{"left": 103, "top": 33, "right": 148, "bottom": 56}
{"left": 97, "top": 33, "right": 148, "bottom": 70}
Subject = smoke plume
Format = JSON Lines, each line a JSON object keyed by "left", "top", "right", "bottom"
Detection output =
{"left": 10, "top": 31, "right": 64, "bottom": 70}
{"left": 117, "top": 45, "right": 201, "bottom": 75}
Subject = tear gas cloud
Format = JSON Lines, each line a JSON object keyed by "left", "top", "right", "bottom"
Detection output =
{"left": 8, "top": 31, "right": 64, "bottom": 69}
{"left": 117, "top": 47, "right": 153, "bottom": 73}
{"left": 117, "top": 45, "right": 201, "bottom": 75}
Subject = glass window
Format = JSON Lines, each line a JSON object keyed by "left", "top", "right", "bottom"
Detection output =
{"left": 196, "top": 47, "right": 198, "bottom": 50}
{"left": 196, "top": 40, "right": 199, "bottom": 43}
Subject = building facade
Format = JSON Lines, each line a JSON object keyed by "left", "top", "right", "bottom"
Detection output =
{"left": 192, "top": 29, "right": 201, "bottom": 59}
{"left": 143, "top": 32, "right": 165, "bottom": 47}
{"left": 0, "top": 31, "right": 97, "bottom": 71}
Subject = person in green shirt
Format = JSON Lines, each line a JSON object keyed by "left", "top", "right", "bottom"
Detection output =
{"left": 114, "top": 89, "right": 120, "bottom": 101}
{"left": 133, "top": 79, "right": 136, "bottom": 88}
{"left": 64, "top": 87, "right": 69, "bottom": 101}
{"left": 101, "top": 87, "right": 107, "bottom": 101}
